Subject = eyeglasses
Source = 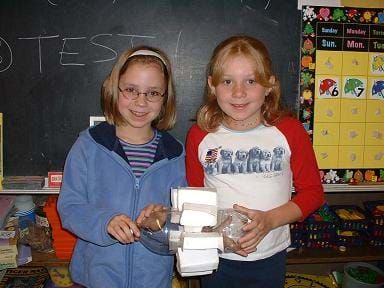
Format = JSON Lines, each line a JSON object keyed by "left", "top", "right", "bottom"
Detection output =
{"left": 118, "top": 87, "right": 165, "bottom": 102}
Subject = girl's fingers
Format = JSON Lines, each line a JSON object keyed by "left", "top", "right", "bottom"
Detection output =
{"left": 108, "top": 214, "right": 140, "bottom": 243}
{"left": 233, "top": 204, "right": 251, "bottom": 217}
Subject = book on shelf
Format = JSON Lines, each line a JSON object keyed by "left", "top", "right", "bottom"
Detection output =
{"left": 0, "top": 216, "right": 19, "bottom": 255}
{"left": 0, "top": 245, "right": 32, "bottom": 270}
{"left": 0, "top": 236, "right": 18, "bottom": 255}
{"left": 0, "top": 249, "right": 17, "bottom": 259}
{"left": 0, "top": 254, "right": 17, "bottom": 270}
{"left": 0, "top": 243, "right": 17, "bottom": 271}
{"left": 0, "top": 216, "right": 18, "bottom": 270}
{"left": 2, "top": 175, "right": 45, "bottom": 190}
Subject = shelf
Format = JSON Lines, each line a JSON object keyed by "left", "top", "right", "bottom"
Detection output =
{"left": 287, "top": 246, "right": 384, "bottom": 264}
{"left": 1, "top": 184, "right": 383, "bottom": 195}
{"left": 322, "top": 184, "right": 384, "bottom": 193}
{"left": 24, "top": 246, "right": 384, "bottom": 266}
{"left": 0, "top": 188, "right": 60, "bottom": 194}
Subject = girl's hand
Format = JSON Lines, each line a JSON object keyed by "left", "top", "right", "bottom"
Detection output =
{"left": 136, "top": 204, "right": 167, "bottom": 231}
{"left": 233, "top": 204, "right": 273, "bottom": 254}
{"left": 107, "top": 214, "right": 140, "bottom": 244}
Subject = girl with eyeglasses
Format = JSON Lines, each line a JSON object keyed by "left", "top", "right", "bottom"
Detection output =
{"left": 58, "top": 46, "right": 186, "bottom": 288}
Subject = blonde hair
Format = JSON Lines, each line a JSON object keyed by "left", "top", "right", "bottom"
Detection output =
{"left": 197, "top": 36, "right": 289, "bottom": 132}
{"left": 101, "top": 46, "right": 176, "bottom": 130}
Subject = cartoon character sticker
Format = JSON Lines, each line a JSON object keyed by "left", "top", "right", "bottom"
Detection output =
{"left": 372, "top": 80, "right": 384, "bottom": 99}
{"left": 343, "top": 77, "right": 366, "bottom": 98}
{"left": 318, "top": 77, "right": 340, "bottom": 98}
{"left": 370, "top": 54, "right": 384, "bottom": 75}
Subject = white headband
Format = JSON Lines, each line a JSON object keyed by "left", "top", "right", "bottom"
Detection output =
{"left": 128, "top": 49, "right": 167, "bottom": 66}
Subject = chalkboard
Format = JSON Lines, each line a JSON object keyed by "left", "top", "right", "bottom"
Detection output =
{"left": 0, "top": 0, "right": 301, "bottom": 176}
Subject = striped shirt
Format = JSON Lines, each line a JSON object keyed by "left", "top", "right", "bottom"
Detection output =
{"left": 119, "top": 131, "right": 161, "bottom": 178}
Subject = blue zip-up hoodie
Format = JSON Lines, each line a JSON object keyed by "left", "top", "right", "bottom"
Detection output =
{"left": 57, "top": 122, "right": 186, "bottom": 288}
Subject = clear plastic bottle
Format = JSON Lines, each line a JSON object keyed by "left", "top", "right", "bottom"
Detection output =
{"left": 139, "top": 209, "right": 182, "bottom": 255}
{"left": 215, "top": 209, "right": 249, "bottom": 253}
{"left": 139, "top": 208, "right": 249, "bottom": 255}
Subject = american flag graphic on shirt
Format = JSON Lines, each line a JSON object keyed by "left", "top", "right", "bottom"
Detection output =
{"left": 205, "top": 146, "right": 220, "bottom": 162}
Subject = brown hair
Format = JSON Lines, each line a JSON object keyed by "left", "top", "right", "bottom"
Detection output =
{"left": 101, "top": 46, "right": 176, "bottom": 130}
{"left": 197, "top": 35, "right": 290, "bottom": 132}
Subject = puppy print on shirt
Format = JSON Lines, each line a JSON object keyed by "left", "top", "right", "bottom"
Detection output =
{"left": 271, "top": 146, "right": 285, "bottom": 171}
{"left": 204, "top": 161, "right": 218, "bottom": 175}
{"left": 260, "top": 150, "right": 272, "bottom": 172}
{"left": 203, "top": 145, "right": 285, "bottom": 176}
{"left": 232, "top": 150, "right": 248, "bottom": 174}
{"left": 248, "top": 146, "right": 262, "bottom": 173}
{"left": 217, "top": 149, "right": 233, "bottom": 174}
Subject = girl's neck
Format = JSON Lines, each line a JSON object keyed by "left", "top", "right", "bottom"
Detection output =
{"left": 116, "top": 126, "right": 154, "bottom": 144}
{"left": 223, "top": 117, "right": 261, "bottom": 131}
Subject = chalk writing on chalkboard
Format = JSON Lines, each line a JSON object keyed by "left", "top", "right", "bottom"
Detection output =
{"left": 0, "top": 37, "right": 12, "bottom": 72}
{"left": 0, "top": 33, "right": 182, "bottom": 74}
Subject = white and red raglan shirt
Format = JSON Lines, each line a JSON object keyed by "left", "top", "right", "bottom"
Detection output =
{"left": 186, "top": 116, "right": 324, "bottom": 261}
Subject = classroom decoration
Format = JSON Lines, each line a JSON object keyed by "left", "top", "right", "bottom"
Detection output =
{"left": 299, "top": 5, "right": 384, "bottom": 184}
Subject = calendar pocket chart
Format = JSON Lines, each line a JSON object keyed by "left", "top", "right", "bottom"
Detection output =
{"left": 300, "top": 6, "right": 384, "bottom": 183}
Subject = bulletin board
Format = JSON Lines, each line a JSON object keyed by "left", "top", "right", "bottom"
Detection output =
{"left": 299, "top": 6, "right": 384, "bottom": 184}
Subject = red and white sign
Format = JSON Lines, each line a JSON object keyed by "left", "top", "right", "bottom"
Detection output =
{"left": 48, "top": 172, "right": 63, "bottom": 188}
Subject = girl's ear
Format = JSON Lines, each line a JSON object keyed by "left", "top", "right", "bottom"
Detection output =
{"left": 266, "top": 75, "right": 275, "bottom": 95}
{"left": 208, "top": 76, "right": 215, "bottom": 94}
{"left": 269, "top": 75, "right": 276, "bottom": 86}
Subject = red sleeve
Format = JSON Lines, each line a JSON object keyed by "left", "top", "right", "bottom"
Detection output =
{"left": 276, "top": 117, "right": 325, "bottom": 220}
{"left": 185, "top": 124, "right": 208, "bottom": 187}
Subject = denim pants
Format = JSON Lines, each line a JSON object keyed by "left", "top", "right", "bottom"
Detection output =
{"left": 200, "top": 250, "right": 287, "bottom": 288}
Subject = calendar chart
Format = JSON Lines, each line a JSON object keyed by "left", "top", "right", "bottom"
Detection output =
{"left": 300, "top": 6, "right": 384, "bottom": 184}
